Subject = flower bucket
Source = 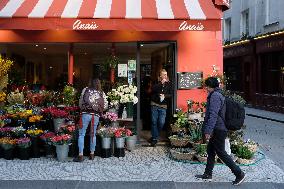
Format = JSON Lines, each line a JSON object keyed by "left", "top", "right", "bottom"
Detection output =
{"left": 56, "top": 144, "right": 69, "bottom": 162}
{"left": 102, "top": 137, "right": 112, "bottom": 149}
{"left": 31, "top": 137, "right": 40, "bottom": 158}
{"left": 3, "top": 148, "right": 14, "bottom": 160}
{"left": 53, "top": 118, "right": 65, "bottom": 132}
{"left": 115, "top": 137, "right": 125, "bottom": 149}
{"left": 44, "top": 144, "right": 54, "bottom": 158}
{"left": 0, "top": 146, "right": 4, "bottom": 158}
{"left": 111, "top": 121, "right": 119, "bottom": 128}
{"left": 18, "top": 147, "right": 30, "bottom": 160}
{"left": 126, "top": 102, "right": 133, "bottom": 118}
{"left": 126, "top": 135, "right": 137, "bottom": 151}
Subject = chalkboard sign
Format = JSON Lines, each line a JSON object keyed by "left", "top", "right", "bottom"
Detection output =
{"left": 177, "top": 72, "right": 203, "bottom": 89}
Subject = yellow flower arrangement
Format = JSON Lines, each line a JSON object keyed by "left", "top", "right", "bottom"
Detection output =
{"left": 0, "top": 55, "right": 13, "bottom": 77}
{"left": 29, "top": 115, "right": 43, "bottom": 123}
{"left": 26, "top": 129, "right": 44, "bottom": 137}
{"left": 0, "top": 91, "right": 6, "bottom": 102}
{"left": 10, "top": 110, "right": 33, "bottom": 119}
{"left": 0, "top": 137, "right": 17, "bottom": 150}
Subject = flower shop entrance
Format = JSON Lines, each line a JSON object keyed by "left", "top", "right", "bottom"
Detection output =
{"left": 138, "top": 42, "right": 176, "bottom": 144}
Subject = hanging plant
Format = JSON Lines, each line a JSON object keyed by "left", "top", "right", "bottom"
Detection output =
{"left": 105, "top": 55, "right": 120, "bottom": 70}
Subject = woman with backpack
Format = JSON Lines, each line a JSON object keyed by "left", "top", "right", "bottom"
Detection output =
{"left": 195, "top": 77, "right": 245, "bottom": 185}
{"left": 73, "top": 79, "right": 108, "bottom": 162}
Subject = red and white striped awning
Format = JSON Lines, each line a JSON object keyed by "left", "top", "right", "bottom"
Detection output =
{"left": 0, "top": 0, "right": 223, "bottom": 31}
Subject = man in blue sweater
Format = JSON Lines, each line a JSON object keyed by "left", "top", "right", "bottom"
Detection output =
{"left": 195, "top": 77, "right": 245, "bottom": 185}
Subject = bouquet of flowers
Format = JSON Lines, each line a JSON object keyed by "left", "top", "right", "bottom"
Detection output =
{"left": 59, "top": 124, "right": 76, "bottom": 134}
{"left": 41, "top": 107, "right": 69, "bottom": 119}
{"left": 29, "top": 115, "right": 43, "bottom": 123}
{"left": 40, "top": 131, "right": 56, "bottom": 144}
{"left": 50, "top": 134, "right": 72, "bottom": 145}
{"left": 26, "top": 128, "right": 44, "bottom": 137}
{"left": 102, "top": 112, "right": 118, "bottom": 122}
{"left": 106, "top": 89, "right": 121, "bottom": 108}
{"left": 26, "top": 91, "right": 46, "bottom": 107}
{"left": 97, "top": 127, "right": 116, "bottom": 138}
{"left": 117, "top": 85, "right": 138, "bottom": 104}
{"left": 0, "top": 137, "right": 17, "bottom": 150}
{"left": 16, "top": 137, "right": 31, "bottom": 148}
{"left": 7, "top": 89, "right": 25, "bottom": 105}
{"left": 114, "top": 127, "right": 132, "bottom": 138}
{"left": 12, "top": 126, "right": 26, "bottom": 138}
{"left": 0, "top": 127, "right": 13, "bottom": 137}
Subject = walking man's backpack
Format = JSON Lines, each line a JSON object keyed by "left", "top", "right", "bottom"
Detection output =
{"left": 223, "top": 96, "right": 245, "bottom": 131}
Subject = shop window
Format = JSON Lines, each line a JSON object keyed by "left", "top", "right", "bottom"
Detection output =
{"left": 260, "top": 52, "right": 284, "bottom": 94}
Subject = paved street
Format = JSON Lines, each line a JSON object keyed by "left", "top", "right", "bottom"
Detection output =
{"left": 0, "top": 107, "right": 284, "bottom": 189}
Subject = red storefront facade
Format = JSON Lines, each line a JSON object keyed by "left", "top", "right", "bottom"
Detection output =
{"left": 0, "top": 0, "right": 228, "bottom": 117}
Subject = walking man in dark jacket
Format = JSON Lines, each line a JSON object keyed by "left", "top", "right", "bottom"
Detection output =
{"left": 195, "top": 77, "right": 245, "bottom": 185}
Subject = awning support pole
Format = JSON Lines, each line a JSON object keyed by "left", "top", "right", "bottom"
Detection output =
{"left": 68, "top": 44, "right": 74, "bottom": 85}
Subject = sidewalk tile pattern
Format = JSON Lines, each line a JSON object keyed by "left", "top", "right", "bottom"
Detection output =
{"left": 0, "top": 147, "right": 284, "bottom": 183}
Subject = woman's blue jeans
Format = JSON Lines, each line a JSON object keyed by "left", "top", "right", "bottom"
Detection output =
{"left": 151, "top": 105, "right": 167, "bottom": 140}
{"left": 78, "top": 113, "right": 99, "bottom": 154}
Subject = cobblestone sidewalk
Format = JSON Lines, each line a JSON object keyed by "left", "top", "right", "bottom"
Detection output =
{"left": 0, "top": 147, "right": 283, "bottom": 183}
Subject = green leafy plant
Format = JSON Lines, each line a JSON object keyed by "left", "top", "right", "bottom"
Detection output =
{"left": 188, "top": 123, "right": 203, "bottom": 143}
{"left": 173, "top": 109, "right": 188, "bottom": 128}
{"left": 63, "top": 85, "right": 77, "bottom": 106}
{"left": 233, "top": 145, "right": 254, "bottom": 160}
{"left": 194, "top": 143, "right": 207, "bottom": 156}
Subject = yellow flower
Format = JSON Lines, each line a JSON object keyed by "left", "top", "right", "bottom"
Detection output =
{"left": 0, "top": 91, "right": 6, "bottom": 102}
{"left": 0, "top": 55, "right": 13, "bottom": 77}
{"left": 29, "top": 115, "right": 43, "bottom": 122}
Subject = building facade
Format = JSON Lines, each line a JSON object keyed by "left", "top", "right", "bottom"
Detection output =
{"left": 223, "top": 0, "right": 284, "bottom": 113}
{"left": 0, "top": 0, "right": 228, "bottom": 134}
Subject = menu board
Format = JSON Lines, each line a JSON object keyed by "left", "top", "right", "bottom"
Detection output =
{"left": 177, "top": 72, "right": 203, "bottom": 89}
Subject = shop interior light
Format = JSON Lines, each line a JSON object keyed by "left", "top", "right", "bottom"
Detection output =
{"left": 44, "top": 47, "right": 47, "bottom": 50}
{"left": 35, "top": 44, "right": 38, "bottom": 47}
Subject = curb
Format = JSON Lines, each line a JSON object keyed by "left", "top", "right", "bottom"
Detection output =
{"left": 246, "top": 114, "right": 284, "bottom": 124}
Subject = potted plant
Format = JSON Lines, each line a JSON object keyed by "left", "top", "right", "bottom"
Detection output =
{"left": 26, "top": 128, "right": 44, "bottom": 158}
{"left": 16, "top": 137, "right": 31, "bottom": 160}
{"left": 126, "top": 130, "right": 137, "bottom": 151}
{"left": 0, "top": 137, "right": 16, "bottom": 160}
{"left": 42, "top": 107, "right": 68, "bottom": 132}
{"left": 188, "top": 120, "right": 203, "bottom": 144}
{"left": 171, "top": 109, "right": 188, "bottom": 133}
{"left": 97, "top": 127, "right": 115, "bottom": 150}
{"left": 231, "top": 141, "right": 255, "bottom": 164}
{"left": 194, "top": 143, "right": 208, "bottom": 163}
{"left": 113, "top": 127, "right": 132, "bottom": 157}
{"left": 169, "top": 134, "right": 191, "bottom": 147}
{"left": 51, "top": 134, "right": 72, "bottom": 162}
{"left": 12, "top": 126, "right": 26, "bottom": 138}
{"left": 40, "top": 131, "right": 56, "bottom": 157}
{"left": 63, "top": 85, "right": 77, "bottom": 106}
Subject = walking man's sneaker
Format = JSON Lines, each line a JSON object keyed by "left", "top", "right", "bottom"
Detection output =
{"left": 232, "top": 172, "right": 245, "bottom": 185}
{"left": 195, "top": 174, "right": 212, "bottom": 182}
